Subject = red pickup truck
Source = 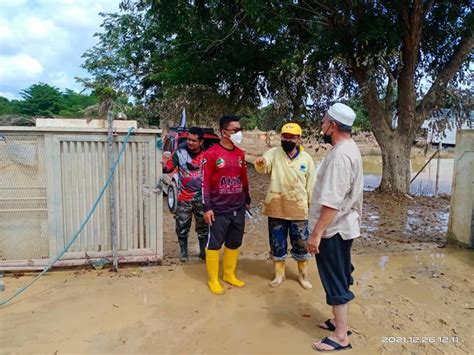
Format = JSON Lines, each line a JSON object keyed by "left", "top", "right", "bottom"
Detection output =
{"left": 161, "top": 127, "right": 219, "bottom": 213}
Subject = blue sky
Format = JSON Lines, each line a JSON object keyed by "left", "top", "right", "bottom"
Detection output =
{"left": 0, "top": 0, "right": 120, "bottom": 100}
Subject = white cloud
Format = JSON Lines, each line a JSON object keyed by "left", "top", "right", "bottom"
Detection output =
{"left": 54, "top": 6, "right": 99, "bottom": 29}
{"left": 49, "top": 72, "right": 71, "bottom": 88}
{"left": 24, "top": 17, "right": 56, "bottom": 39}
{"left": 0, "top": 54, "right": 44, "bottom": 81}
{"left": 0, "top": 0, "right": 120, "bottom": 99}
{"left": 0, "top": 20, "right": 14, "bottom": 41}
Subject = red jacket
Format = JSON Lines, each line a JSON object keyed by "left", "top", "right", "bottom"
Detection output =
{"left": 202, "top": 143, "right": 250, "bottom": 214}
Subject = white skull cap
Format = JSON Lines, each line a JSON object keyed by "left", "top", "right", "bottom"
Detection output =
{"left": 327, "top": 103, "right": 356, "bottom": 126}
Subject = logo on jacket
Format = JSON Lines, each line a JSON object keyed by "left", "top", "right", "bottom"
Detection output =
{"left": 300, "top": 164, "right": 307, "bottom": 172}
{"left": 219, "top": 176, "right": 243, "bottom": 193}
{"left": 216, "top": 157, "right": 225, "bottom": 168}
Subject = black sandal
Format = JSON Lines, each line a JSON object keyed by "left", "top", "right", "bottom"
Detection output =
{"left": 312, "top": 337, "right": 352, "bottom": 352}
{"left": 318, "top": 319, "right": 353, "bottom": 336}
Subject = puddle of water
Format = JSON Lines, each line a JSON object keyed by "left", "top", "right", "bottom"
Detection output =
{"left": 317, "top": 156, "right": 454, "bottom": 195}
{"left": 372, "top": 252, "right": 447, "bottom": 280}
{"left": 362, "top": 214, "right": 379, "bottom": 235}
{"left": 361, "top": 156, "right": 453, "bottom": 195}
{"left": 378, "top": 255, "right": 389, "bottom": 271}
{"left": 371, "top": 253, "right": 448, "bottom": 276}
{"left": 317, "top": 156, "right": 453, "bottom": 195}
{"left": 356, "top": 250, "right": 471, "bottom": 309}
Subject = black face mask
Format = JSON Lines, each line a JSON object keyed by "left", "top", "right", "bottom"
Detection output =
{"left": 281, "top": 140, "right": 297, "bottom": 153}
{"left": 322, "top": 134, "right": 332, "bottom": 145}
{"left": 322, "top": 124, "right": 333, "bottom": 145}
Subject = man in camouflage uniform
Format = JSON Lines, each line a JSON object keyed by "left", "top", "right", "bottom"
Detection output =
{"left": 163, "top": 127, "right": 207, "bottom": 262}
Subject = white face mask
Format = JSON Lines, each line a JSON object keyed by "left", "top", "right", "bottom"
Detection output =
{"left": 230, "top": 131, "right": 243, "bottom": 145}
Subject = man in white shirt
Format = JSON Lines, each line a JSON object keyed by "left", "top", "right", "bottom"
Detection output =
{"left": 307, "top": 103, "right": 363, "bottom": 352}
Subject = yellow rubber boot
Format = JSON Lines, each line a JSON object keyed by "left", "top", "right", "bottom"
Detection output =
{"left": 269, "top": 260, "right": 286, "bottom": 288}
{"left": 297, "top": 260, "right": 313, "bottom": 290}
{"left": 205, "top": 249, "right": 224, "bottom": 295}
{"left": 223, "top": 247, "right": 245, "bottom": 287}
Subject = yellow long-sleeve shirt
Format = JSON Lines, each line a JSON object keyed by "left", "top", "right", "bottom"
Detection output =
{"left": 255, "top": 146, "right": 316, "bottom": 220}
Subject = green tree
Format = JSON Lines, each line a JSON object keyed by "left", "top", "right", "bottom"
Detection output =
{"left": 0, "top": 97, "right": 15, "bottom": 115}
{"left": 81, "top": 1, "right": 335, "bottom": 125}
{"left": 59, "top": 89, "right": 99, "bottom": 117}
{"left": 83, "top": 0, "right": 473, "bottom": 194}
{"left": 345, "top": 96, "right": 370, "bottom": 132}
{"left": 76, "top": 76, "right": 134, "bottom": 119}
{"left": 239, "top": 113, "right": 258, "bottom": 130}
{"left": 282, "top": 1, "right": 473, "bottom": 194}
{"left": 17, "top": 83, "right": 63, "bottom": 116}
{"left": 1, "top": 84, "right": 102, "bottom": 119}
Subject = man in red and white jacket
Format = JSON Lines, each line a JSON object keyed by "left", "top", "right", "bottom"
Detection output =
{"left": 201, "top": 115, "right": 251, "bottom": 295}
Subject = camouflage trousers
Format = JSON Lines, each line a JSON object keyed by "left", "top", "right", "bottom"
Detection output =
{"left": 175, "top": 200, "right": 208, "bottom": 240}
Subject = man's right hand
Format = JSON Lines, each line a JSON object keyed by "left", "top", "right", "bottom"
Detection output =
{"left": 307, "top": 229, "right": 322, "bottom": 255}
{"left": 255, "top": 157, "right": 266, "bottom": 166}
{"left": 204, "top": 210, "right": 215, "bottom": 226}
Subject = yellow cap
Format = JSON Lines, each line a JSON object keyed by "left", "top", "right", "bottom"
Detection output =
{"left": 281, "top": 122, "right": 302, "bottom": 136}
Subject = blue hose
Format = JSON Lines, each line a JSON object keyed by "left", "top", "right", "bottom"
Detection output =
{"left": 0, "top": 127, "right": 135, "bottom": 307}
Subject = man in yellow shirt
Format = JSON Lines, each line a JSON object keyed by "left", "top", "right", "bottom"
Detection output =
{"left": 255, "top": 123, "right": 316, "bottom": 289}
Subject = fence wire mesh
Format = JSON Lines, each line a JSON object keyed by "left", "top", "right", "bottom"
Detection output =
{"left": 0, "top": 133, "right": 49, "bottom": 261}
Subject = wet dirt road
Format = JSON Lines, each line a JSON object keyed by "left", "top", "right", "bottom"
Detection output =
{"left": 1, "top": 249, "right": 473, "bottom": 354}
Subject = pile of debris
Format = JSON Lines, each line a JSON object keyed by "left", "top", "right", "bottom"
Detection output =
{"left": 0, "top": 115, "right": 35, "bottom": 126}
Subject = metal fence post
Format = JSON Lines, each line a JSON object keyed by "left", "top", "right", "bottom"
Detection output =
{"left": 435, "top": 141, "right": 441, "bottom": 197}
{"left": 107, "top": 112, "right": 118, "bottom": 272}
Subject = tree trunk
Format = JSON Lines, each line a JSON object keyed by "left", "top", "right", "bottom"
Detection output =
{"left": 374, "top": 129, "right": 412, "bottom": 195}
{"left": 346, "top": 1, "right": 472, "bottom": 196}
{"left": 362, "top": 92, "right": 414, "bottom": 195}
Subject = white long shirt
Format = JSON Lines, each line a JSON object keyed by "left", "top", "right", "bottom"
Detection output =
{"left": 308, "top": 139, "right": 363, "bottom": 240}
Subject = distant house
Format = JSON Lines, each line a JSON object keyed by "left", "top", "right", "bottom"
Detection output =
{"left": 421, "top": 109, "right": 473, "bottom": 146}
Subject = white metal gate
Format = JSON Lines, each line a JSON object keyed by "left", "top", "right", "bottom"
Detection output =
{"left": 0, "top": 133, "right": 48, "bottom": 262}
{"left": 0, "top": 127, "right": 162, "bottom": 270}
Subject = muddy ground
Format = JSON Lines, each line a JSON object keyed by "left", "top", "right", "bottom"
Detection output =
{"left": 2, "top": 134, "right": 472, "bottom": 355}
{"left": 1, "top": 250, "right": 473, "bottom": 354}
